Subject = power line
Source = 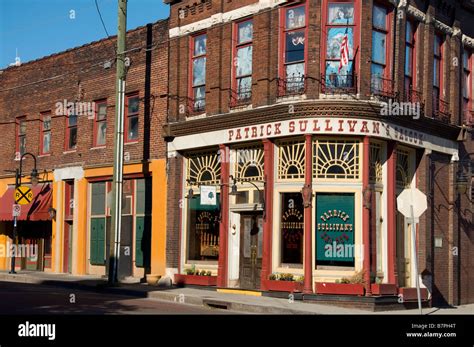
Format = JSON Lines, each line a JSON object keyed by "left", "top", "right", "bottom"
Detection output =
{"left": 95, "top": 0, "right": 111, "bottom": 38}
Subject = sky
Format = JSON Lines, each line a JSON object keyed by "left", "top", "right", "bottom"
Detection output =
{"left": 0, "top": 0, "right": 170, "bottom": 69}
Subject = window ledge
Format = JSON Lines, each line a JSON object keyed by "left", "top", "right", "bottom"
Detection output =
{"left": 186, "top": 112, "right": 206, "bottom": 120}
{"left": 276, "top": 94, "right": 307, "bottom": 103}
{"left": 320, "top": 93, "right": 360, "bottom": 100}
{"left": 124, "top": 141, "right": 139, "bottom": 146}
{"left": 229, "top": 104, "right": 253, "bottom": 113}
{"left": 90, "top": 146, "right": 106, "bottom": 150}
{"left": 38, "top": 154, "right": 51, "bottom": 158}
{"left": 63, "top": 150, "right": 77, "bottom": 154}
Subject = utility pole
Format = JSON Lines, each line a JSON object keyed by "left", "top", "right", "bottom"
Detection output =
{"left": 108, "top": 0, "right": 127, "bottom": 286}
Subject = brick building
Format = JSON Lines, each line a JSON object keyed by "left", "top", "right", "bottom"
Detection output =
{"left": 0, "top": 19, "right": 169, "bottom": 280}
{"left": 163, "top": 0, "right": 474, "bottom": 306}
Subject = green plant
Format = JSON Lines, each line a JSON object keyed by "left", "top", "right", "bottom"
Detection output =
{"left": 338, "top": 270, "right": 365, "bottom": 284}
{"left": 200, "top": 269, "right": 207, "bottom": 276}
{"left": 184, "top": 268, "right": 194, "bottom": 275}
{"left": 279, "top": 273, "right": 294, "bottom": 281}
{"left": 269, "top": 273, "right": 278, "bottom": 280}
{"left": 206, "top": 271, "right": 212, "bottom": 276}
{"left": 296, "top": 276, "right": 304, "bottom": 283}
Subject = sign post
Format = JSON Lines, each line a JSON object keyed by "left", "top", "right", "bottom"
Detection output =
{"left": 397, "top": 187, "right": 427, "bottom": 315}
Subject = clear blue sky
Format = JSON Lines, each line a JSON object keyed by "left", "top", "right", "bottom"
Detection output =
{"left": 0, "top": 0, "right": 170, "bottom": 68}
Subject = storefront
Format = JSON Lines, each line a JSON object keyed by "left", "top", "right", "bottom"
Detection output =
{"left": 169, "top": 116, "right": 458, "bottom": 294}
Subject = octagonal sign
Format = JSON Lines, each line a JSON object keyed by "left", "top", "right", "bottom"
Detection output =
{"left": 397, "top": 188, "right": 427, "bottom": 219}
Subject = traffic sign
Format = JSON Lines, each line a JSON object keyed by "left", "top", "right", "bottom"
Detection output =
{"left": 12, "top": 204, "right": 21, "bottom": 217}
{"left": 397, "top": 187, "right": 427, "bottom": 220}
{"left": 15, "top": 186, "right": 34, "bottom": 205}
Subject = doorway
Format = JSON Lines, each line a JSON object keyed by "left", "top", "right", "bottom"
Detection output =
{"left": 396, "top": 211, "right": 411, "bottom": 287}
{"left": 239, "top": 213, "right": 263, "bottom": 290}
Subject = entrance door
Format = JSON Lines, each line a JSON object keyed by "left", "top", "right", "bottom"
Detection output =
{"left": 239, "top": 213, "right": 263, "bottom": 290}
{"left": 396, "top": 212, "right": 410, "bottom": 287}
{"left": 63, "top": 222, "right": 72, "bottom": 273}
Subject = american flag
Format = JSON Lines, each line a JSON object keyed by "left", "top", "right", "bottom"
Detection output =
{"left": 339, "top": 30, "right": 349, "bottom": 73}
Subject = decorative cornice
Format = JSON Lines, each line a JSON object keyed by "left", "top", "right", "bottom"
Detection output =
{"left": 462, "top": 34, "right": 474, "bottom": 49}
{"left": 433, "top": 19, "right": 454, "bottom": 36}
{"left": 407, "top": 5, "right": 426, "bottom": 22}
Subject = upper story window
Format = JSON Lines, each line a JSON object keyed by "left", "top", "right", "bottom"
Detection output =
{"left": 190, "top": 34, "right": 207, "bottom": 113}
{"left": 65, "top": 112, "right": 78, "bottom": 151}
{"left": 405, "top": 20, "right": 419, "bottom": 103}
{"left": 322, "top": 1, "right": 358, "bottom": 93}
{"left": 231, "top": 20, "right": 253, "bottom": 106}
{"left": 125, "top": 94, "right": 139, "bottom": 143}
{"left": 40, "top": 112, "right": 51, "bottom": 155}
{"left": 93, "top": 100, "right": 107, "bottom": 147}
{"left": 433, "top": 34, "right": 449, "bottom": 119}
{"left": 371, "top": 4, "right": 393, "bottom": 97}
{"left": 16, "top": 116, "right": 27, "bottom": 158}
{"left": 279, "top": 4, "right": 307, "bottom": 96}
{"left": 462, "top": 49, "right": 472, "bottom": 121}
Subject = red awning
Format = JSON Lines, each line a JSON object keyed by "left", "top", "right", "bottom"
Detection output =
{"left": 0, "top": 184, "right": 53, "bottom": 221}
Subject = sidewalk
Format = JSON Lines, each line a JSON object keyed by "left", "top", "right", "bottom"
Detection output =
{"left": 0, "top": 271, "right": 472, "bottom": 315}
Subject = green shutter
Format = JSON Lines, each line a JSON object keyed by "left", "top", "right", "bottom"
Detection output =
{"left": 90, "top": 217, "right": 106, "bottom": 265}
{"left": 135, "top": 216, "right": 144, "bottom": 267}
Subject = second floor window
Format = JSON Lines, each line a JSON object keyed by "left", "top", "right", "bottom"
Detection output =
{"left": 281, "top": 4, "right": 307, "bottom": 94}
{"left": 433, "top": 34, "right": 445, "bottom": 111}
{"left": 323, "top": 1, "right": 357, "bottom": 91}
{"left": 94, "top": 101, "right": 107, "bottom": 147}
{"left": 371, "top": 4, "right": 392, "bottom": 96}
{"left": 40, "top": 112, "right": 51, "bottom": 155}
{"left": 462, "top": 49, "right": 472, "bottom": 119}
{"left": 405, "top": 21, "right": 417, "bottom": 96}
{"left": 125, "top": 94, "right": 139, "bottom": 142}
{"left": 66, "top": 113, "right": 77, "bottom": 150}
{"left": 16, "top": 117, "right": 26, "bottom": 157}
{"left": 190, "top": 34, "right": 207, "bottom": 112}
{"left": 232, "top": 20, "right": 253, "bottom": 104}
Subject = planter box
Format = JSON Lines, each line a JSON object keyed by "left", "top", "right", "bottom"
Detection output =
{"left": 371, "top": 283, "right": 398, "bottom": 296}
{"left": 174, "top": 274, "right": 217, "bottom": 286}
{"left": 262, "top": 279, "right": 303, "bottom": 293}
{"left": 315, "top": 282, "right": 365, "bottom": 296}
{"left": 398, "top": 287, "right": 429, "bottom": 301}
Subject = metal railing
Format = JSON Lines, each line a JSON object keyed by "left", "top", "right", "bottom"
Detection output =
{"left": 321, "top": 73, "right": 357, "bottom": 94}
{"left": 277, "top": 75, "right": 306, "bottom": 97}
{"left": 371, "top": 76, "right": 396, "bottom": 99}
{"left": 432, "top": 96, "right": 451, "bottom": 123}
{"left": 229, "top": 87, "right": 252, "bottom": 108}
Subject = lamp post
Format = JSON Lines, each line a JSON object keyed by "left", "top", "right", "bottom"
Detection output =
{"left": 10, "top": 152, "right": 39, "bottom": 274}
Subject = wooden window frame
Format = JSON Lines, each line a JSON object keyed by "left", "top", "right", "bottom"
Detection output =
{"left": 93, "top": 100, "right": 107, "bottom": 148}
{"left": 125, "top": 93, "right": 139, "bottom": 143}
{"left": 65, "top": 113, "right": 78, "bottom": 151}
{"left": 231, "top": 18, "right": 253, "bottom": 106}
{"left": 463, "top": 49, "right": 472, "bottom": 118}
{"left": 405, "top": 20, "right": 417, "bottom": 93}
{"left": 189, "top": 33, "right": 207, "bottom": 113}
{"left": 433, "top": 34, "right": 444, "bottom": 102}
{"left": 279, "top": 2, "right": 309, "bottom": 94}
{"left": 39, "top": 112, "right": 52, "bottom": 155}
{"left": 321, "top": 0, "right": 360, "bottom": 92}
{"left": 16, "top": 116, "right": 27, "bottom": 158}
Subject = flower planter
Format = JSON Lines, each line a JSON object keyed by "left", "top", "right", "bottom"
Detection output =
{"left": 315, "top": 282, "right": 365, "bottom": 296}
{"left": 146, "top": 274, "right": 161, "bottom": 286}
{"left": 262, "top": 279, "right": 303, "bottom": 293}
{"left": 174, "top": 274, "right": 217, "bottom": 286}
{"left": 371, "top": 283, "right": 397, "bottom": 296}
{"left": 398, "top": 287, "right": 429, "bottom": 301}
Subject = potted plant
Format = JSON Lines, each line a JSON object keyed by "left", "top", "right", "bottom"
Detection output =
{"left": 315, "top": 270, "right": 365, "bottom": 296}
{"left": 262, "top": 273, "right": 304, "bottom": 293}
{"left": 174, "top": 265, "right": 218, "bottom": 286}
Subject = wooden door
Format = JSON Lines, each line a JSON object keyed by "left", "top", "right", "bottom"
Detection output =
{"left": 239, "top": 213, "right": 263, "bottom": 290}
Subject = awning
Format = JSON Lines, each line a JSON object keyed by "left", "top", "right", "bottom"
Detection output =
{"left": 0, "top": 184, "right": 53, "bottom": 221}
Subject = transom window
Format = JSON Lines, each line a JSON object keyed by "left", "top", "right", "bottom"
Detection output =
{"left": 313, "top": 139, "right": 360, "bottom": 180}
{"left": 278, "top": 139, "right": 306, "bottom": 181}
{"left": 187, "top": 150, "right": 221, "bottom": 186}
{"left": 234, "top": 145, "right": 264, "bottom": 181}
{"left": 396, "top": 149, "right": 411, "bottom": 189}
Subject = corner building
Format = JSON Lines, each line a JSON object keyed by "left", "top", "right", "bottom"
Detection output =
{"left": 163, "top": 0, "right": 474, "bottom": 306}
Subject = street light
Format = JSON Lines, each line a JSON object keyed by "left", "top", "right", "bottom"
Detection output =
{"left": 10, "top": 152, "right": 39, "bottom": 274}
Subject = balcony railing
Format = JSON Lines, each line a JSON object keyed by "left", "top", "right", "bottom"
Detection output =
{"left": 321, "top": 73, "right": 357, "bottom": 94}
{"left": 371, "top": 76, "right": 396, "bottom": 99}
{"left": 277, "top": 75, "right": 306, "bottom": 97}
{"left": 405, "top": 86, "right": 425, "bottom": 114}
{"left": 229, "top": 87, "right": 252, "bottom": 108}
{"left": 432, "top": 96, "right": 450, "bottom": 123}
{"left": 187, "top": 96, "right": 205, "bottom": 115}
